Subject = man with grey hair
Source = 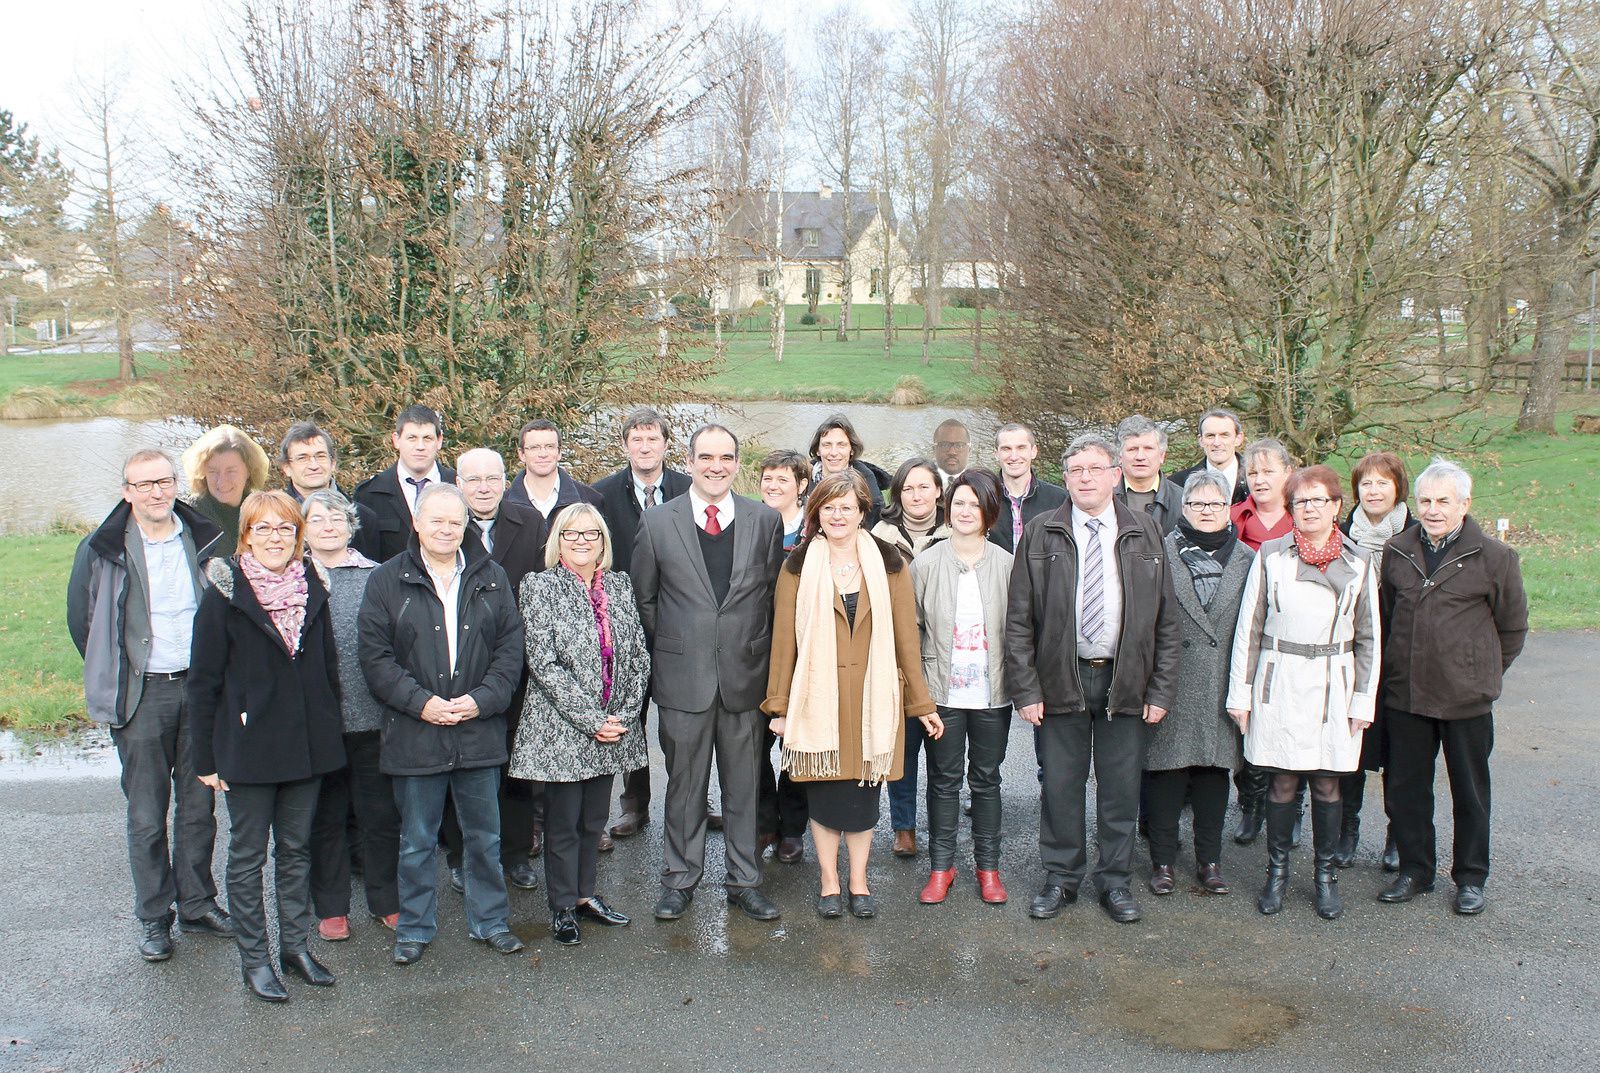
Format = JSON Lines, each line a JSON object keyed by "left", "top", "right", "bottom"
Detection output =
{"left": 1170, "top": 407, "right": 1249, "bottom": 505}
{"left": 68, "top": 449, "right": 234, "bottom": 961}
{"left": 359, "top": 481, "right": 528, "bottom": 963}
{"left": 1112, "top": 415, "right": 1184, "bottom": 535}
{"left": 1007, "top": 432, "right": 1183, "bottom": 924}
{"left": 1376, "top": 458, "right": 1526, "bottom": 916}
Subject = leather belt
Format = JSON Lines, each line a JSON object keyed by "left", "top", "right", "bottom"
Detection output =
{"left": 1077, "top": 657, "right": 1113, "bottom": 667}
{"left": 143, "top": 670, "right": 188, "bottom": 681}
{"left": 1262, "top": 637, "right": 1353, "bottom": 658}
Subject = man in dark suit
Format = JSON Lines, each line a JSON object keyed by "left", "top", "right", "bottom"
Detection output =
{"left": 279, "top": 422, "right": 383, "bottom": 562}
{"left": 354, "top": 405, "right": 458, "bottom": 563}
{"left": 438, "top": 447, "right": 549, "bottom": 893}
{"left": 504, "top": 419, "right": 603, "bottom": 521}
{"left": 1169, "top": 407, "right": 1249, "bottom": 506}
{"left": 632, "top": 424, "right": 786, "bottom": 922}
{"left": 591, "top": 406, "right": 692, "bottom": 839}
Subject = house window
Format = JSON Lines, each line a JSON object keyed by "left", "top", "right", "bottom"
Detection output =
{"left": 804, "top": 268, "right": 822, "bottom": 299}
{"left": 800, "top": 227, "right": 820, "bottom": 248}
{"left": 757, "top": 269, "right": 774, "bottom": 290}
{"left": 869, "top": 268, "right": 882, "bottom": 298}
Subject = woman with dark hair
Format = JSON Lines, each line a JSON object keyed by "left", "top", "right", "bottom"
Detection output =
{"left": 187, "top": 491, "right": 346, "bottom": 1001}
{"left": 1227, "top": 465, "right": 1381, "bottom": 920}
{"left": 1335, "top": 451, "right": 1418, "bottom": 872}
{"left": 912, "top": 469, "right": 1013, "bottom": 904}
{"left": 764, "top": 472, "right": 941, "bottom": 920}
{"left": 807, "top": 413, "right": 889, "bottom": 525}
{"left": 759, "top": 449, "right": 811, "bottom": 552}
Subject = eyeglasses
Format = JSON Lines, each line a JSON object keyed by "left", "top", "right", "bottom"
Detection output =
{"left": 935, "top": 441, "right": 968, "bottom": 451}
{"left": 1291, "top": 496, "right": 1335, "bottom": 510}
{"left": 125, "top": 477, "right": 178, "bottom": 494}
{"left": 1184, "top": 501, "right": 1228, "bottom": 513}
{"left": 1065, "top": 465, "right": 1114, "bottom": 479}
{"left": 249, "top": 523, "right": 298, "bottom": 539}
{"left": 460, "top": 475, "right": 505, "bottom": 487}
{"left": 560, "top": 529, "right": 603, "bottom": 543}
{"left": 288, "top": 451, "right": 331, "bottom": 465}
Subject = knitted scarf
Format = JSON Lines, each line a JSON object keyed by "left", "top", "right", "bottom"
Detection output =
{"left": 1347, "top": 503, "right": 1408, "bottom": 567}
{"left": 781, "top": 531, "right": 900, "bottom": 784}
{"left": 1292, "top": 526, "right": 1344, "bottom": 573}
{"left": 239, "top": 553, "right": 308, "bottom": 654}
{"left": 569, "top": 564, "right": 615, "bottom": 706}
{"left": 1173, "top": 521, "right": 1233, "bottom": 608}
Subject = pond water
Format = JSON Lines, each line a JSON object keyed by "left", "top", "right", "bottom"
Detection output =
{"left": 0, "top": 726, "right": 118, "bottom": 780}
{"left": 0, "top": 403, "right": 992, "bottom": 535}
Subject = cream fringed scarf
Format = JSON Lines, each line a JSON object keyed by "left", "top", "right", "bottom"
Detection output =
{"left": 781, "top": 531, "right": 901, "bottom": 784}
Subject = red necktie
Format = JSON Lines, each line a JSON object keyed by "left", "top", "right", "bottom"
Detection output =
{"left": 704, "top": 504, "right": 722, "bottom": 536}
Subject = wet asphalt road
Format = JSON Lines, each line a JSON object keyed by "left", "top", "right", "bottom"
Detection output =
{"left": 1, "top": 632, "right": 1595, "bottom": 1072}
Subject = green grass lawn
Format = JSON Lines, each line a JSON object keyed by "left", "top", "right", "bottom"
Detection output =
{"left": 688, "top": 331, "right": 989, "bottom": 402}
{"left": 0, "top": 532, "right": 92, "bottom": 731}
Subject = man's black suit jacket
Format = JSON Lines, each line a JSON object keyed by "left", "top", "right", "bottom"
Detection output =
{"left": 462, "top": 499, "right": 548, "bottom": 596}
{"left": 591, "top": 466, "right": 692, "bottom": 574}
{"left": 353, "top": 463, "right": 459, "bottom": 564}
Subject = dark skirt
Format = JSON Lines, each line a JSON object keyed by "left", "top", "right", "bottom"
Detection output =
{"left": 805, "top": 778, "right": 881, "bottom": 833}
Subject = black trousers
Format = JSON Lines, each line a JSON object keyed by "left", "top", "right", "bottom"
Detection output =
{"left": 543, "top": 775, "right": 613, "bottom": 911}
{"left": 757, "top": 728, "right": 810, "bottom": 839}
{"left": 618, "top": 694, "right": 653, "bottom": 814}
{"left": 1037, "top": 661, "right": 1146, "bottom": 894}
{"left": 309, "top": 731, "right": 400, "bottom": 918}
{"left": 1385, "top": 709, "right": 1493, "bottom": 887}
{"left": 926, "top": 705, "right": 1011, "bottom": 870}
{"left": 1145, "top": 766, "right": 1231, "bottom": 867}
{"left": 224, "top": 777, "right": 321, "bottom": 967}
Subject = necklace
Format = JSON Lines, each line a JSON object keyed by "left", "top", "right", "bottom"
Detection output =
{"left": 833, "top": 561, "right": 859, "bottom": 579}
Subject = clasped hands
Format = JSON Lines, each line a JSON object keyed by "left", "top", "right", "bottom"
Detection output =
{"left": 421, "top": 694, "right": 481, "bottom": 725}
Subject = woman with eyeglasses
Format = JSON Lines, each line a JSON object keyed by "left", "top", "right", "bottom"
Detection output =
{"left": 186, "top": 491, "right": 346, "bottom": 1001}
{"left": 509, "top": 504, "right": 650, "bottom": 946}
{"left": 1226, "top": 465, "right": 1381, "bottom": 920}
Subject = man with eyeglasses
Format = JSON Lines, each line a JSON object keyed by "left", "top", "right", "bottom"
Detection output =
{"left": 67, "top": 449, "right": 235, "bottom": 962}
{"left": 279, "top": 421, "right": 383, "bottom": 561}
{"left": 1006, "top": 432, "right": 1182, "bottom": 925}
{"left": 932, "top": 418, "right": 972, "bottom": 487}
{"left": 504, "top": 419, "right": 603, "bottom": 521}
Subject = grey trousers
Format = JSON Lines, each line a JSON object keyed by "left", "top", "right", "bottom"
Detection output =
{"left": 224, "top": 777, "right": 321, "bottom": 967}
{"left": 1037, "top": 662, "right": 1147, "bottom": 894}
{"left": 659, "top": 700, "right": 764, "bottom": 891}
{"left": 110, "top": 675, "right": 220, "bottom": 922}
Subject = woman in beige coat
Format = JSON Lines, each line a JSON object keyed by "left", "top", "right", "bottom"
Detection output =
{"left": 764, "top": 472, "right": 940, "bottom": 920}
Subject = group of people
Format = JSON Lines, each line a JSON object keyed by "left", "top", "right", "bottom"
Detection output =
{"left": 65, "top": 402, "right": 1528, "bottom": 1003}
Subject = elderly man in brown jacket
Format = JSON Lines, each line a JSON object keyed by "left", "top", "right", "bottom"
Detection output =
{"left": 1376, "top": 458, "right": 1527, "bottom": 916}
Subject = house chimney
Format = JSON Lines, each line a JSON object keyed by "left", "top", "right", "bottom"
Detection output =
{"left": 819, "top": 183, "right": 833, "bottom": 199}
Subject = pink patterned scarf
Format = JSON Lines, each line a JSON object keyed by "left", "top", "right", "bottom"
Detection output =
{"left": 240, "top": 553, "right": 309, "bottom": 654}
{"left": 569, "top": 564, "right": 615, "bottom": 705}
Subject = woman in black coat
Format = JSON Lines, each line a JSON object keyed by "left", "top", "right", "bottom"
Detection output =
{"left": 187, "top": 491, "right": 346, "bottom": 1003}
{"left": 809, "top": 413, "right": 888, "bottom": 527}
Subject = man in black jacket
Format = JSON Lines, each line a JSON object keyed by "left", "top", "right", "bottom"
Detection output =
{"left": 990, "top": 422, "right": 1068, "bottom": 554}
{"left": 358, "top": 484, "right": 527, "bottom": 965}
{"left": 1169, "top": 407, "right": 1249, "bottom": 506}
{"left": 1006, "top": 432, "right": 1183, "bottom": 925}
{"left": 354, "top": 405, "right": 458, "bottom": 563}
{"left": 279, "top": 422, "right": 383, "bottom": 561}
{"left": 504, "top": 419, "right": 603, "bottom": 521}
{"left": 591, "top": 406, "right": 692, "bottom": 839}
{"left": 1112, "top": 415, "right": 1184, "bottom": 536}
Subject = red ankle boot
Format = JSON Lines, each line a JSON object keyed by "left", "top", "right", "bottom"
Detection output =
{"left": 920, "top": 868, "right": 957, "bottom": 904}
{"left": 976, "top": 869, "right": 1007, "bottom": 904}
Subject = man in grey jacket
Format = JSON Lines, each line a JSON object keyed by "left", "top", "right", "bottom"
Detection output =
{"left": 631, "top": 424, "right": 786, "bottom": 922}
{"left": 66, "top": 449, "right": 234, "bottom": 961}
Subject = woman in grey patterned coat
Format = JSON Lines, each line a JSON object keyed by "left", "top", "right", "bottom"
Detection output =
{"left": 1144, "top": 472, "right": 1254, "bottom": 898}
{"left": 510, "top": 503, "right": 649, "bottom": 946}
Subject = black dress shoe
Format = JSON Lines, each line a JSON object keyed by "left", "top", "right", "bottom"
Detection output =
{"left": 1148, "top": 864, "right": 1176, "bottom": 895}
{"left": 449, "top": 867, "right": 465, "bottom": 895}
{"left": 1029, "top": 883, "right": 1076, "bottom": 920}
{"left": 726, "top": 887, "right": 781, "bottom": 921}
{"left": 551, "top": 909, "right": 582, "bottom": 945}
{"left": 179, "top": 907, "right": 236, "bottom": 937}
{"left": 654, "top": 887, "right": 693, "bottom": 920}
{"left": 506, "top": 861, "right": 540, "bottom": 891}
{"left": 848, "top": 893, "right": 876, "bottom": 919}
{"left": 138, "top": 918, "right": 173, "bottom": 962}
{"left": 1099, "top": 887, "right": 1142, "bottom": 923}
{"left": 478, "top": 930, "right": 526, "bottom": 954}
{"left": 393, "top": 940, "right": 428, "bottom": 965}
{"left": 816, "top": 893, "right": 844, "bottom": 919}
{"left": 576, "top": 896, "right": 630, "bottom": 926}
{"left": 1454, "top": 885, "right": 1486, "bottom": 915}
{"left": 1382, "top": 834, "right": 1400, "bottom": 873}
{"left": 242, "top": 963, "right": 289, "bottom": 1002}
{"left": 280, "top": 948, "right": 336, "bottom": 986}
{"left": 1377, "top": 874, "right": 1435, "bottom": 903}
{"left": 777, "top": 837, "right": 805, "bottom": 863}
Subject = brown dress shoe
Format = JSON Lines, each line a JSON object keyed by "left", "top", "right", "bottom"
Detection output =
{"left": 1148, "top": 864, "right": 1176, "bottom": 895}
{"left": 777, "top": 837, "right": 804, "bottom": 863}
{"left": 609, "top": 810, "right": 647, "bottom": 839}
{"left": 893, "top": 830, "right": 917, "bottom": 857}
{"left": 597, "top": 830, "right": 615, "bottom": 853}
{"left": 1196, "top": 863, "right": 1231, "bottom": 895}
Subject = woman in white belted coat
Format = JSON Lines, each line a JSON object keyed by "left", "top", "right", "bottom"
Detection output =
{"left": 1227, "top": 465, "right": 1380, "bottom": 922}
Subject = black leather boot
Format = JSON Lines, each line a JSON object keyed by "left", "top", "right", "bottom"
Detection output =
{"left": 1312, "top": 799, "right": 1344, "bottom": 920}
{"left": 1256, "top": 801, "right": 1296, "bottom": 915}
{"left": 1289, "top": 780, "right": 1307, "bottom": 849}
{"left": 1331, "top": 808, "right": 1359, "bottom": 869}
{"left": 1234, "top": 767, "right": 1268, "bottom": 845}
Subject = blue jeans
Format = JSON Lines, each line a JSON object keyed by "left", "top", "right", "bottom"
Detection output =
{"left": 887, "top": 716, "right": 931, "bottom": 832}
{"left": 393, "top": 767, "right": 510, "bottom": 943}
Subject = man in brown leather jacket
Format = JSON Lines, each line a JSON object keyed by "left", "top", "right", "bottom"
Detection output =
{"left": 1376, "top": 458, "right": 1527, "bottom": 916}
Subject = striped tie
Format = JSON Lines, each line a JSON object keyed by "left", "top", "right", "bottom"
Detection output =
{"left": 1081, "top": 517, "right": 1105, "bottom": 645}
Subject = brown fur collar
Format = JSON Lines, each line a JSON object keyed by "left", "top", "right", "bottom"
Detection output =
{"left": 784, "top": 531, "right": 905, "bottom": 575}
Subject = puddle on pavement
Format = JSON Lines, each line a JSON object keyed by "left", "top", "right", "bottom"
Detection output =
{"left": 0, "top": 726, "right": 119, "bottom": 779}
{"left": 1096, "top": 970, "right": 1299, "bottom": 1052}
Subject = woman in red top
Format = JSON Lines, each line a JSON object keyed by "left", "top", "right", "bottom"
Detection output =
{"left": 1230, "top": 439, "right": 1295, "bottom": 552}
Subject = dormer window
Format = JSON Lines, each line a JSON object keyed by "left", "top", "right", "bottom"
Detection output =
{"left": 800, "top": 227, "right": 820, "bottom": 247}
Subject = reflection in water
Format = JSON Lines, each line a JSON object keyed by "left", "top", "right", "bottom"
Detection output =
{"left": 0, "top": 726, "right": 118, "bottom": 780}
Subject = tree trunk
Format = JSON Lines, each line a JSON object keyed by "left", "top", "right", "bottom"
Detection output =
{"left": 117, "top": 310, "right": 136, "bottom": 381}
{"left": 1517, "top": 270, "right": 1578, "bottom": 433}
{"left": 837, "top": 247, "right": 852, "bottom": 343}
{"left": 969, "top": 260, "right": 982, "bottom": 372}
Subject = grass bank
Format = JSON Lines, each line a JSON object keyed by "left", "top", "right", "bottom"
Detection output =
{"left": 0, "top": 532, "right": 92, "bottom": 731}
{"left": 0, "top": 352, "right": 174, "bottom": 418}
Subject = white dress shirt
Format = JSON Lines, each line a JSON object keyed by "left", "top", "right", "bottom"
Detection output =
{"left": 401, "top": 463, "right": 444, "bottom": 516}
{"left": 1072, "top": 502, "right": 1123, "bottom": 660}
{"left": 632, "top": 470, "right": 666, "bottom": 513}
{"left": 1207, "top": 457, "right": 1239, "bottom": 497}
{"left": 141, "top": 515, "right": 198, "bottom": 673}
{"left": 688, "top": 488, "right": 735, "bottom": 532}
{"left": 425, "top": 550, "right": 465, "bottom": 675}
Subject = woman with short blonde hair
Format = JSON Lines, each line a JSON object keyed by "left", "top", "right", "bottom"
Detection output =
{"left": 182, "top": 425, "right": 272, "bottom": 553}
